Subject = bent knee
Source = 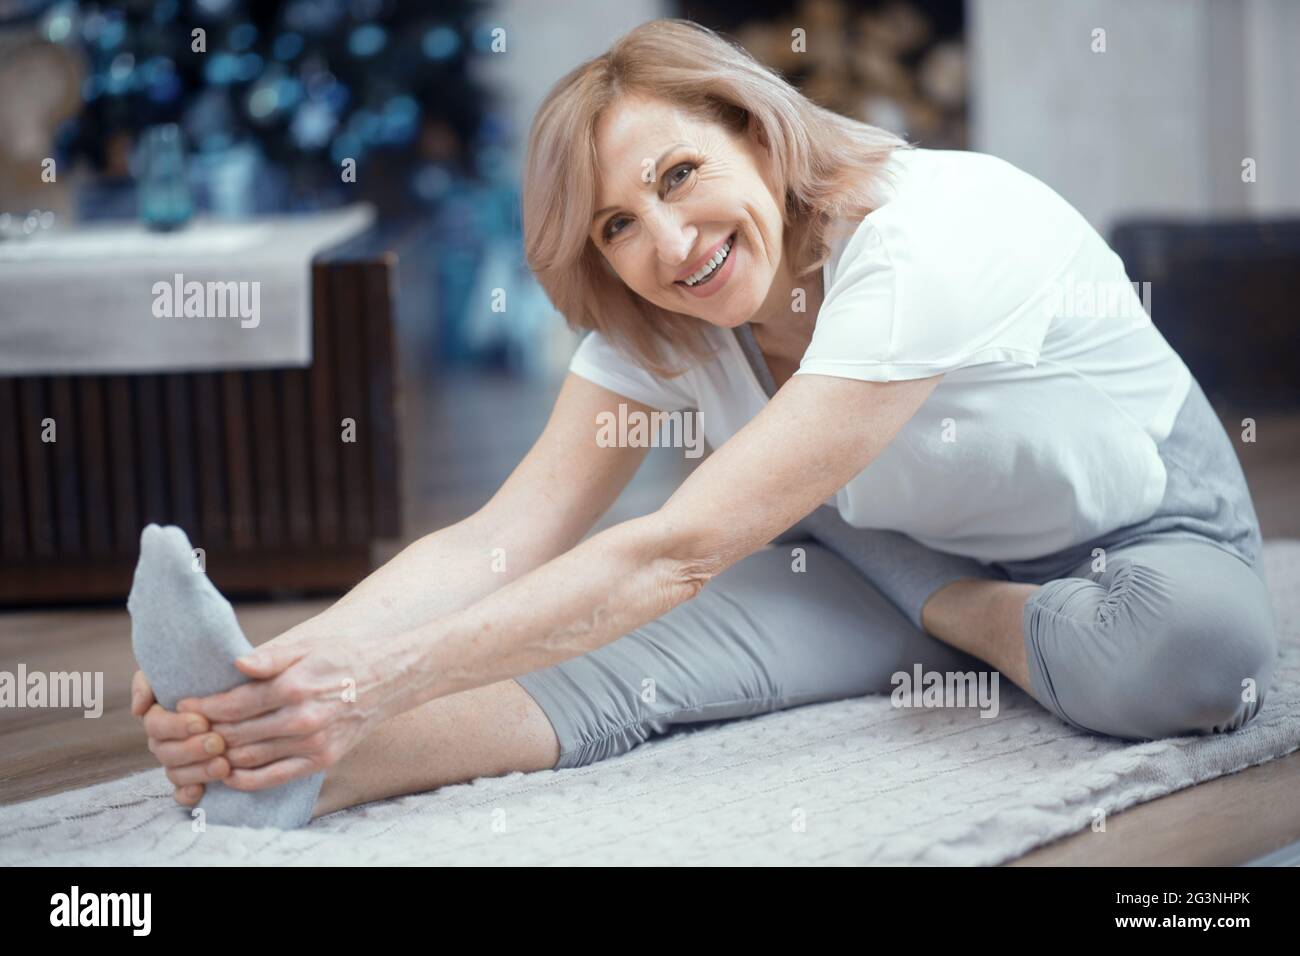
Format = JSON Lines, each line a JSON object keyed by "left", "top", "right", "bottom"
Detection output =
{"left": 1028, "top": 553, "right": 1278, "bottom": 740}
{"left": 1138, "top": 589, "right": 1277, "bottom": 737}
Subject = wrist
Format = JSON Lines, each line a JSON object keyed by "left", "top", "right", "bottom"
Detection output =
{"left": 373, "top": 619, "right": 449, "bottom": 720}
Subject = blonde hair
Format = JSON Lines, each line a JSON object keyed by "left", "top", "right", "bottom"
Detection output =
{"left": 522, "top": 18, "right": 907, "bottom": 379}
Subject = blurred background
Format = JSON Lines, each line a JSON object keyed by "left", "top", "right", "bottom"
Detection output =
{"left": 0, "top": 0, "right": 1297, "bottom": 608}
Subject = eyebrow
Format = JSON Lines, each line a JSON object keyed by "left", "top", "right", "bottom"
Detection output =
{"left": 591, "top": 143, "right": 691, "bottom": 224}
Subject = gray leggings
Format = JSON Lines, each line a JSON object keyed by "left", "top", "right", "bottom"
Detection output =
{"left": 515, "top": 526, "right": 1276, "bottom": 769}
{"left": 515, "top": 377, "right": 1278, "bottom": 768}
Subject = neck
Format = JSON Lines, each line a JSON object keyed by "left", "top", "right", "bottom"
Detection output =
{"left": 746, "top": 253, "right": 824, "bottom": 362}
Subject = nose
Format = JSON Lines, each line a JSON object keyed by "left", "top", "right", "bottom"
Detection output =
{"left": 644, "top": 207, "right": 697, "bottom": 274}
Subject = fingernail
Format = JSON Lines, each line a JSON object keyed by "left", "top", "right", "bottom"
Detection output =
{"left": 187, "top": 719, "right": 205, "bottom": 735}
{"left": 238, "top": 654, "right": 262, "bottom": 667}
{"left": 203, "top": 735, "right": 222, "bottom": 754}
{"left": 206, "top": 758, "right": 226, "bottom": 778}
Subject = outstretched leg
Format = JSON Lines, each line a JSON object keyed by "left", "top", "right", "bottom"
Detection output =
{"left": 513, "top": 540, "right": 987, "bottom": 769}
{"left": 309, "top": 678, "right": 560, "bottom": 819}
{"left": 298, "top": 537, "right": 990, "bottom": 811}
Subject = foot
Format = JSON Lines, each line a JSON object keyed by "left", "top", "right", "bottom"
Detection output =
{"left": 127, "top": 523, "right": 325, "bottom": 829}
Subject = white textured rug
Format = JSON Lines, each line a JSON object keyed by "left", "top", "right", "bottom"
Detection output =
{"left": 3, "top": 542, "right": 1299, "bottom": 866}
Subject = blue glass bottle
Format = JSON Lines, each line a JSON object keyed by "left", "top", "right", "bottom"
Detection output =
{"left": 137, "top": 123, "right": 193, "bottom": 231}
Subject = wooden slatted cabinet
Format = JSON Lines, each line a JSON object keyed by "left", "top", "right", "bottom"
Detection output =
{"left": 0, "top": 232, "right": 403, "bottom": 605}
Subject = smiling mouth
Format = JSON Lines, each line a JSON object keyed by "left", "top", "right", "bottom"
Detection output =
{"left": 676, "top": 231, "right": 737, "bottom": 288}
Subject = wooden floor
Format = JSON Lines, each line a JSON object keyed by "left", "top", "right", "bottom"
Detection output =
{"left": 2, "top": 366, "right": 1298, "bottom": 865}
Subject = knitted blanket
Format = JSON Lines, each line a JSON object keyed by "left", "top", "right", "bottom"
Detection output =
{"left": 3, "top": 541, "right": 1298, "bottom": 866}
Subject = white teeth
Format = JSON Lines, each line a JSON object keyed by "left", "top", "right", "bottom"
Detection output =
{"left": 684, "top": 237, "right": 733, "bottom": 286}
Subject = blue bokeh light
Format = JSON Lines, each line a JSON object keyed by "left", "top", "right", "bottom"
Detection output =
{"left": 273, "top": 32, "right": 304, "bottom": 61}
{"left": 152, "top": 0, "right": 179, "bottom": 24}
{"left": 96, "top": 15, "right": 126, "bottom": 50}
{"left": 380, "top": 95, "right": 420, "bottom": 144}
{"left": 348, "top": 24, "right": 387, "bottom": 58}
{"left": 229, "top": 23, "right": 258, "bottom": 52}
{"left": 141, "top": 56, "right": 181, "bottom": 103}
{"left": 422, "top": 26, "right": 459, "bottom": 61}
{"left": 413, "top": 164, "right": 453, "bottom": 201}
{"left": 290, "top": 100, "right": 338, "bottom": 149}
{"left": 236, "top": 53, "right": 263, "bottom": 81}
{"left": 104, "top": 52, "right": 135, "bottom": 95}
{"left": 330, "top": 131, "right": 363, "bottom": 165}
{"left": 205, "top": 52, "right": 239, "bottom": 85}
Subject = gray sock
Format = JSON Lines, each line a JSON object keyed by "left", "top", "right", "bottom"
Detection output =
{"left": 127, "top": 523, "right": 324, "bottom": 829}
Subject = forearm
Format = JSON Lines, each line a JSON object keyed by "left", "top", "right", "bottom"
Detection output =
{"left": 379, "top": 513, "right": 704, "bottom": 713}
{"left": 273, "top": 514, "right": 559, "bottom": 647}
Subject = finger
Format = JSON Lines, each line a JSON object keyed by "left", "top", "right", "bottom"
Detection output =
{"left": 177, "top": 677, "right": 283, "bottom": 724}
{"left": 143, "top": 703, "right": 209, "bottom": 741}
{"left": 233, "top": 642, "right": 310, "bottom": 680}
{"left": 174, "top": 784, "right": 204, "bottom": 807}
{"left": 226, "top": 733, "right": 323, "bottom": 770}
{"left": 150, "top": 731, "right": 226, "bottom": 768}
{"left": 165, "top": 757, "right": 230, "bottom": 787}
{"left": 211, "top": 702, "right": 320, "bottom": 749}
{"left": 224, "top": 755, "right": 322, "bottom": 792}
{"left": 130, "top": 671, "right": 155, "bottom": 717}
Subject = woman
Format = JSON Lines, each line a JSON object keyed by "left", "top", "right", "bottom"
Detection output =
{"left": 132, "top": 20, "right": 1275, "bottom": 823}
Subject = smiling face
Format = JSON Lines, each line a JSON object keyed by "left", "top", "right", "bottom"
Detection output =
{"left": 588, "top": 92, "right": 790, "bottom": 328}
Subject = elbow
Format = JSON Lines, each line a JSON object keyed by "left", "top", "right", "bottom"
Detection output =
{"left": 623, "top": 511, "right": 726, "bottom": 605}
{"left": 664, "top": 552, "right": 719, "bottom": 604}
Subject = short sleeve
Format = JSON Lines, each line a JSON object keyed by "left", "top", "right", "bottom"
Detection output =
{"left": 795, "top": 206, "right": 1052, "bottom": 384}
{"left": 567, "top": 329, "right": 695, "bottom": 412}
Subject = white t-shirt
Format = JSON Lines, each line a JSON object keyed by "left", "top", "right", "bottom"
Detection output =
{"left": 567, "top": 147, "right": 1191, "bottom": 563}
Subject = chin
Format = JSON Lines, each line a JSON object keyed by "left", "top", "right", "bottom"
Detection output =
{"left": 694, "top": 312, "right": 745, "bottom": 330}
